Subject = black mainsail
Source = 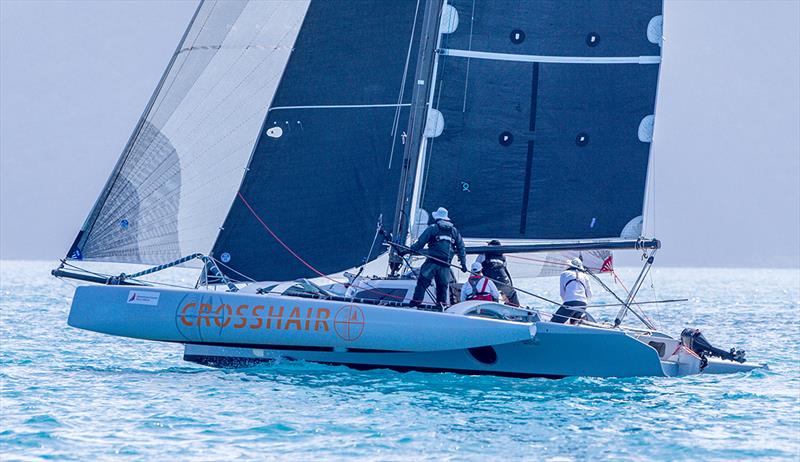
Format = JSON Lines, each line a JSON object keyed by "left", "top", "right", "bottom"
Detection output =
{"left": 418, "top": 0, "right": 663, "bottom": 241}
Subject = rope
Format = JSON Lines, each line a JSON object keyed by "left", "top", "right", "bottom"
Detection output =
{"left": 387, "top": 240, "right": 562, "bottom": 307}
{"left": 236, "top": 192, "right": 410, "bottom": 303}
{"left": 610, "top": 269, "right": 653, "bottom": 325}
{"left": 363, "top": 220, "right": 383, "bottom": 266}
{"left": 237, "top": 191, "right": 329, "bottom": 278}
{"left": 209, "top": 256, "right": 257, "bottom": 283}
{"left": 122, "top": 253, "right": 202, "bottom": 279}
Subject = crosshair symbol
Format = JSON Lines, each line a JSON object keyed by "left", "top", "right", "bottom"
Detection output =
{"left": 334, "top": 305, "right": 365, "bottom": 341}
{"left": 461, "top": 181, "right": 471, "bottom": 192}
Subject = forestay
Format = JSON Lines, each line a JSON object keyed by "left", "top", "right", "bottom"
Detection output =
{"left": 417, "top": 0, "right": 663, "bottom": 241}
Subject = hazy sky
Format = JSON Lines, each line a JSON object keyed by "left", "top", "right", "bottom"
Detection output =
{"left": 1, "top": 0, "right": 798, "bottom": 268}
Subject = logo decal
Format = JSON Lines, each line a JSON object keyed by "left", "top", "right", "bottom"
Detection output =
{"left": 334, "top": 305, "right": 365, "bottom": 341}
{"left": 127, "top": 290, "right": 160, "bottom": 306}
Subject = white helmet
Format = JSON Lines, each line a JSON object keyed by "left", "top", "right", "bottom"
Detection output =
{"left": 569, "top": 258, "right": 584, "bottom": 270}
{"left": 470, "top": 262, "right": 483, "bottom": 273}
{"left": 431, "top": 207, "right": 450, "bottom": 221}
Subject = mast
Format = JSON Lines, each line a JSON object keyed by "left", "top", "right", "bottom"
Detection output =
{"left": 389, "top": 0, "right": 444, "bottom": 275}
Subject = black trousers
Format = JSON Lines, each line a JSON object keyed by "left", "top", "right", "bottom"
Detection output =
{"left": 411, "top": 260, "right": 451, "bottom": 306}
{"left": 497, "top": 282, "right": 520, "bottom": 306}
{"left": 551, "top": 300, "right": 587, "bottom": 324}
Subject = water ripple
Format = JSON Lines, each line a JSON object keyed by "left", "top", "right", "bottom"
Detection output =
{"left": 1, "top": 262, "right": 798, "bottom": 461}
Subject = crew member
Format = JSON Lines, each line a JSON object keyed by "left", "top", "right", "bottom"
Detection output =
{"left": 407, "top": 207, "right": 468, "bottom": 308}
{"left": 475, "top": 239, "right": 520, "bottom": 306}
{"left": 460, "top": 262, "right": 500, "bottom": 302}
{"left": 552, "top": 258, "right": 593, "bottom": 324}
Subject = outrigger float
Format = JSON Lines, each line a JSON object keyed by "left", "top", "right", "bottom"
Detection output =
{"left": 55, "top": 0, "right": 762, "bottom": 378}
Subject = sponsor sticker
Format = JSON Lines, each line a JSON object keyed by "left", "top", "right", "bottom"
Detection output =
{"left": 127, "top": 290, "right": 160, "bottom": 306}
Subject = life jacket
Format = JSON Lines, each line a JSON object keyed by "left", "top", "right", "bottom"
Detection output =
{"left": 563, "top": 270, "right": 586, "bottom": 291}
{"left": 481, "top": 251, "right": 508, "bottom": 282}
{"left": 426, "top": 221, "right": 459, "bottom": 265}
{"left": 466, "top": 275, "right": 494, "bottom": 301}
{"left": 433, "top": 222, "right": 455, "bottom": 244}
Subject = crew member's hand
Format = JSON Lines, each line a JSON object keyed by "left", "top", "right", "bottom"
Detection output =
{"left": 461, "top": 263, "right": 468, "bottom": 273}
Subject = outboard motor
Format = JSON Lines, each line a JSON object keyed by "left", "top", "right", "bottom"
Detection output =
{"left": 681, "top": 328, "right": 746, "bottom": 363}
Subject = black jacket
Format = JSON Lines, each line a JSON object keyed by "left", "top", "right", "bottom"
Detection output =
{"left": 480, "top": 251, "right": 512, "bottom": 284}
{"left": 409, "top": 220, "right": 467, "bottom": 267}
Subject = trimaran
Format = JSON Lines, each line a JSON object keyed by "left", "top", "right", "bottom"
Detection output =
{"left": 53, "top": 0, "right": 762, "bottom": 378}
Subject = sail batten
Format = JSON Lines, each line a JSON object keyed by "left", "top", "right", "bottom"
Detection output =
{"left": 440, "top": 48, "right": 661, "bottom": 64}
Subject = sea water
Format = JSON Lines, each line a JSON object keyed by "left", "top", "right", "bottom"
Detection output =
{"left": 1, "top": 261, "right": 798, "bottom": 461}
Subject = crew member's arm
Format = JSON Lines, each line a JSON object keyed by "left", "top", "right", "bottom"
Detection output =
{"left": 460, "top": 281, "right": 471, "bottom": 302}
{"left": 504, "top": 266, "right": 514, "bottom": 285}
{"left": 453, "top": 228, "right": 467, "bottom": 270}
{"left": 584, "top": 275, "right": 593, "bottom": 299}
{"left": 409, "top": 226, "right": 432, "bottom": 253}
{"left": 559, "top": 272, "right": 567, "bottom": 300}
{"left": 488, "top": 280, "right": 501, "bottom": 302}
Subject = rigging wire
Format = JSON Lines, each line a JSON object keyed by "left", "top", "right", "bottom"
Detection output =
{"left": 209, "top": 256, "right": 258, "bottom": 283}
{"left": 236, "top": 192, "right": 410, "bottom": 302}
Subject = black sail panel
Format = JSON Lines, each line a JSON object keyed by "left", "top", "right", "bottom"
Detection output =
{"left": 421, "top": 0, "right": 662, "bottom": 240}
{"left": 212, "top": 0, "right": 423, "bottom": 281}
{"left": 444, "top": 0, "right": 662, "bottom": 57}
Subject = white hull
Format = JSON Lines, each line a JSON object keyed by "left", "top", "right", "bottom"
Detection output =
{"left": 67, "top": 285, "right": 762, "bottom": 378}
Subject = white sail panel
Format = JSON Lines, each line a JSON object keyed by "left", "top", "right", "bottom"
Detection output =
{"left": 68, "top": 0, "right": 310, "bottom": 264}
